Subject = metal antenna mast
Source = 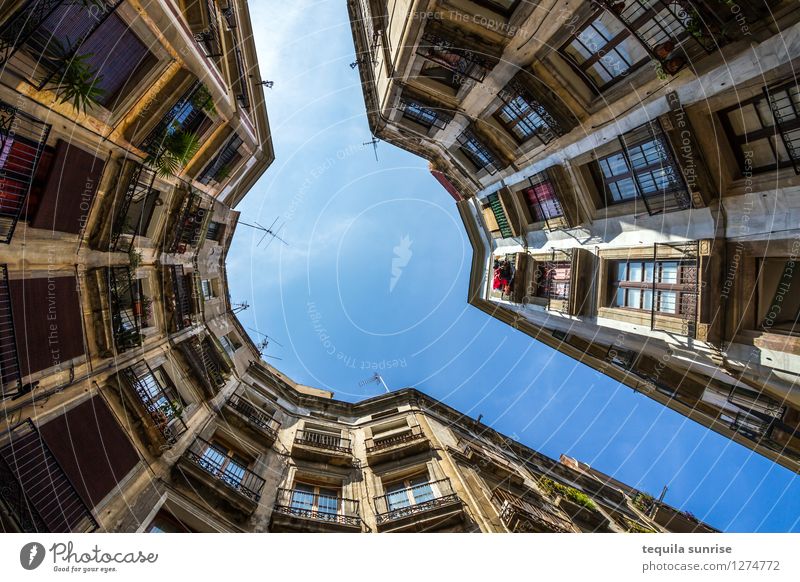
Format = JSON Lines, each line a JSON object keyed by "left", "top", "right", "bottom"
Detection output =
{"left": 238, "top": 217, "right": 289, "bottom": 249}
{"left": 359, "top": 373, "right": 390, "bottom": 393}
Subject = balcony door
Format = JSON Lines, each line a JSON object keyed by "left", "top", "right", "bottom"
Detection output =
{"left": 291, "top": 483, "right": 341, "bottom": 519}
{"left": 385, "top": 475, "right": 435, "bottom": 511}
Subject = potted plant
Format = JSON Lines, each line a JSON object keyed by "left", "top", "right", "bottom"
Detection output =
{"left": 42, "top": 38, "right": 106, "bottom": 114}
{"left": 146, "top": 131, "right": 201, "bottom": 178}
{"left": 654, "top": 40, "right": 674, "bottom": 60}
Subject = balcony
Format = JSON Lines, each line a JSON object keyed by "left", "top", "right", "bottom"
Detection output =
{"left": 292, "top": 429, "right": 353, "bottom": 466}
{"left": 168, "top": 189, "right": 210, "bottom": 254}
{"left": 197, "top": 133, "right": 244, "bottom": 186}
{"left": 0, "top": 265, "right": 21, "bottom": 397}
{"left": 109, "top": 163, "right": 158, "bottom": 253}
{"left": 492, "top": 488, "right": 574, "bottom": 533}
{"left": 178, "top": 336, "right": 229, "bottom": 397}
{"left": 0, "top": 101, "right": 51, "bottom": 243}
{"left": 0, "top": 419, "right": 97, "bottom": 532}
{"left": 650, "top": 241, "right": 700, "bottom": 339}
{"left": 119, "top": 361, "right": 187, "bottom": 453}
{"left": 223, "top": 393, "right": 281, "bottom": 445}
{"left": 455, "top": 440, "right": 524, "bottom": 487}
{"left": 176, "top": 436, "right": 265, "bottom": 515}
{"left": 164, "top": 264, "right": 199, "bottom": 332}
{"left": 416, "top": 29, "right": 492, "bottom": 84}
{"left": 179, "top": 0, "right": 222, "bottom": 60}
{"left": 108, "top": 267, "right": 143, "bottom": 353}
{"left": 365, "top": 424, "right": 430, "bottom": 466}
{"left": 270, "top": 488, "right": 362, "bottom": 532}
{"left": 138, "top": 81, "right": 214, "bottom": 156}
{"left": 374, "top": 478, "right": 464, "bottom": 532}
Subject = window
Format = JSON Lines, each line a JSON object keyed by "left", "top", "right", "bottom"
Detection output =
{"left": 201, "top": 279, "right": 215, "bottom": 299}
{"left": 198, "top": 441, "right": 248, "bottom": 489}
{"left": 523, "top": 173, "right": 564, "bottom": 222}
{"left": 385, "top": 475, "right": 435, "bottom": 511}
{"left": 397, "top": 96, "right": 452, "bottom": 131}
{"left": 457, "top": 130, "right": 498, "bottom": 174}
{"left": 719, "top": 81, "right": 800, "bottom": 174}
{"left": 757, "top": 258, "right": 800, "bottom": 333}
{"left": 198, "top": 134, "right": 243, "bottom": 185}
{"left": 205, "top": 221, "right": 223, "bottom": 241}
{"left": 610, "top": 259, "right": 696, "bottom": 315}
{"left": 290, "top": 483, "right": 341, "bottom": 519}
{"left": 472, "top": 0, "right": 522, "bottom": 16}
{"left": 219, "top": 333, "right": 242, "bottom": 357}
{"left": 131, "top": 365, "right": 184, "bottom": 420}
{"left": 146, "top": 509, "right": 194, "bottom": 533}
{"left": 495, "top": 89, "right": 561, "bottom": 145}
{"left": 542, "top": 261, "right": 571, "bottom": 301}
{"left": 560, "top": 7, "right": 649, "bottom": 91}
{"left": 594, "top": 121, "right": 688, "bottom": 213}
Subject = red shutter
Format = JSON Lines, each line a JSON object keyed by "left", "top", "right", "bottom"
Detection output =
{"left": 9, "top": 275, "right": 85, "bottom": 376}
{"left": 29, "top": 140, "right": 105, "bottom": 234}
{"left": 39, "top": 396, "right": 139, "bottom": 508}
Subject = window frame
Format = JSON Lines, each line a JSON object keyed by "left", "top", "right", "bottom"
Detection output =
{"left": 609, "top": 259, "right": 696, "bottom": 317}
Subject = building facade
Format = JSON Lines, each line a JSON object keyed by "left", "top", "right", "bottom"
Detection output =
{"left": 347, "top": 0, "right": 800, "bottom": 471}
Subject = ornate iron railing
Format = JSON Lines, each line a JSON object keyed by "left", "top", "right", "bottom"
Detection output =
{"left": 193, "top": 0, "right": 222, "bottom": 58}
{"left": 169, "top": 189, "right": 209, "bottom": 254}
{"left": 764, "top": 80, "right": 800, "bottom": 175}
{"left": 458, "top": 129, "right": 499, "bottom": 175}
{"left": 108, "top": 267, "right": 143, "bottom": 352}
{"left": 526, "top": 169, "right": 566, "bottom": 231}
{"left": 0, "top": 264, "right": 21, "bottom": 397}
{"left": 182, "top": 335, "right": 226, "bottom": 391}
{"left": 0, "top": 0, "right": 123, "bottom": 89}
{"left": 544, "top": 249, "right": 573, "bottom": 314}
{"left": 197, "top": 133, "right": 243, "bottom": 185}
{"left": 497, "top": 79, "right": 563, "bottom": 146}
{"left": 226, "top": 393, "right": 280, "bottom": 438}
{"left": 273, "top": 487, "right": 361, "bottom": 527}
{"left": 650, "top": 241, "right": 699, "bottom": 338}
{"left": 0, "top": 101, "right": 51, "bottom": 243}
{"left": 416, "top": 31, "right": 491, "bottom": 84}
{"left": 168, "top": 264, "right": 195, "bottom": 331}
{"left": 294, "top": 429, "right": 352, "bottom": 454}
{"left": 233, "top": 46, "right": 250, "bottom": 110}
{"left": 374, "top": 478, "right": 461, "bottom": 524}
{"left": 492, "top": 488, "right": 573, "bottom": 533}
{"left": 397, "top": 95, "right": 453, "bottom": 130}
{"left": 0, "top": 419, "right": 97, "bottom": 532}
{"left": 120, "top": 361, "right": 187, "bottom": 446}
{"left": 365, "top": 424, "right": 425, "bottom": 453}
{"left": 182, "top": 436, "right": 264, "bottom": 502}
{"left": 110, "top": 163, "right": 158, "bottom": 252}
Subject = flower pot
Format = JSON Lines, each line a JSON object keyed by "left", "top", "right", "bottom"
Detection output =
{"left": 664, "top": 56, "right": 686, "bottom": 74}
{"left": 654, "top": 40, "right": 674, "bottom": 60}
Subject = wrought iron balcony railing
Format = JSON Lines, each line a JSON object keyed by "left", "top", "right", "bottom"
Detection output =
{"left": 226, "top": 393, "right": 281, "bottom": 438}
{"left": 273, "top": 488, "right": 361, "bottom": 528}
{"left": 0, "top": 419, "right": 97, "bottom": 532}
{"left": 233, "top": 46, "right": 250, "bottom": 110}
{"left": 543, "top": 249, "right": 573, "bottom": 314}
{"left": 197, "top": 133, "right": 244, "bottom": 185}
{"left": 167, "top": 265, "right": 196, "bottom": 331}
{"left": 0, "top": 101, "right": 51, "bottom": 244}
{"left": 193, "top": 0, "right": 222, "bottom": 59}
{"left": 374, "top": 478, "right": 461, "bottom": 524}
{"left": 650, "top": 241, "right": 699, "bottom": 339}
{"left": 182, "top": 437, "right": 265, "bottom": 502}
{"left": 416, "top": 31, "right": 491, "bottom": 84}
{"left": 108, "top": 267, "right": 143, "bottom": 353}
{"left": 109, "top": 163, "right": 158, "bottom": 252}
{"left": 294, "top": 429, "right": 352, "bottom": 454}
{"left": 169, "top": 189, "right": 209, "bottom": 254}
{"left": 180, "top": 336, "right": 227, "bottom": 393}
{"left": 365, "top": 424, "right": 425, "bottom": 453}
{"left": 0, "top": 264, "right": 21, "bottom": 398}
{"left": 120, "top": 361, "right": 187, "bottom": 446}
{"left": 491, "top": 488, "right": 573, "bottom": 533}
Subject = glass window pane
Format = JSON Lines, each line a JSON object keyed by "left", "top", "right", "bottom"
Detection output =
{"left": 628, "top": 262, "right": 643, "bottom": 282}
{"left": 627, "top": 288, "right": 641, "bottom": 308}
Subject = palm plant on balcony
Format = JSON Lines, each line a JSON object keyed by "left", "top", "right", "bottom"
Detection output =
{"left": 42, "top": 39, "right": 105, "bottom": 114}
{"left": 146, "top": 131, "right": 201, "bottom": 178}
{"left": 191, "top": 84, "right": 217, "bottom": 117}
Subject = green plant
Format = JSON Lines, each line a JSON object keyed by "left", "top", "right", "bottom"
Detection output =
{"left": 632, "top": 492, "right": 655, "bottom": 513}
{"left": 625, "top": 519, "right": 656, "bottom": 534}
{"left": 128, "top": 249, "right": 143, "bottom": 269}
{"left": 654, "top": 62, "right": 668, "bottom": 81}
{"left": 191, "top": 84, "right": 217, "bottom": 117}
{"left": 44, "top": 38, "right": 105, "bottom": 114}
{"left": 146, "top": 131, "right": 201, "bottom": 178}
{"left": 213, "top": 164, "right": 231, "bottom": 182}
{"left": 538, "top": 477, "right": 597, "bottom": 511}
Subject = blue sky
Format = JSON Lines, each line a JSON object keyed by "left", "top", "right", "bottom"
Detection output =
{"left": 226, "top": 0, "right": 800, "bottom": 532}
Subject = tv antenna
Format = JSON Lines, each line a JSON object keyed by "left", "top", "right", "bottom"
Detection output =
{"left": 359, "top": 373, "right": 389, "bottom": 393}
{"left": 363, "top": 137, "right": 379, "bottom": 162}
{"left": 239, "top": 217, "right": 288, "bottom": 249}
{"left": 231, "top": 301, "right": 250, "bottom": 314}
{"left": 248, "top": 328, "right": 284, "bottom": 361}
